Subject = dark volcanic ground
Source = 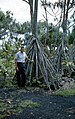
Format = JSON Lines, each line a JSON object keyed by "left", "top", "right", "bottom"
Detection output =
{"left": 0, "top": 87, "right": 75, "bottom": 119}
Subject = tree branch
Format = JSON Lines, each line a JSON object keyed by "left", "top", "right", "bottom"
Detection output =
{"left": 22, "top": 0, "right": 29, "bottom": 5}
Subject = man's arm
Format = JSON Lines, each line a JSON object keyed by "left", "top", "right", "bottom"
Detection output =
{"left": 25, "top": 53, "right": 34, "bottom": 63}
{"left": 26, "top": 57, "right": 34, "bottom": 63}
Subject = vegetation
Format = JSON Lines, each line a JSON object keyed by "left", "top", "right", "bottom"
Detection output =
{"left": 0, "top": 0, "right": 75, "bottom": 91}
{"left": 0, "top": 98, "right": 40, "bottom": 119}
{"left": 55, "top": 88, "right": 75, "bottom": 97}
{"left": 54, "top": 83, "right": 75, "bottom": 97}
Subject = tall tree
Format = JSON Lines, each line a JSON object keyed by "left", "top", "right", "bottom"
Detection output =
{"left": 22, "top": 0, "right": 59, "bottom": 90}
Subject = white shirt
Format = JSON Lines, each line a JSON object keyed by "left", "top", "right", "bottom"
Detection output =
{"left": 15, "top": 51, "right": 28, "bottom": 63}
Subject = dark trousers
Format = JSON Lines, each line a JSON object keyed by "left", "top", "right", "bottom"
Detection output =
{"left": 16, "top": 62, "right": 27, "bottom": 87}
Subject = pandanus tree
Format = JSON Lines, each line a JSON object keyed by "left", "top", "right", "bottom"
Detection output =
{"left": 22, "top": 0, "right": 60, "bottom": 90}
{"left": 41, "top": 0, "right": 75, "bottom": 75}
{"left": 56, "top": 0, "right": 75, "bottom": 74}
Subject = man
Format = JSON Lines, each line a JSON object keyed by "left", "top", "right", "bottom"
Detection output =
{"left": 15, "top": 46, "right": 33, "bottom": 87}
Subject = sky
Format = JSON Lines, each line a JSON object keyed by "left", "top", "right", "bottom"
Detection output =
{"left": 0, "top": 0, "right": 58, "bottom": 23}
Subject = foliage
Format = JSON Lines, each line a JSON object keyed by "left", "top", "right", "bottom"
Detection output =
{"left": 0, "top": 41, "right": 16, "bottom": 79}
{"left": 18, "top": 100, "right": 40, "bottom": 108}
{"left": 68, "top": 27, "right": 75, "bottom": 45}
{"left": 62, "top": 61, "right": 74, "bottom": 76}
{"left": 54, "top": 83, "right": 75, "bottom": 97}
{"left": 0, "top": 10, "right": 5, "bottom": 24}
{"left": 0, "top": 10, "right": 31, "bottom": 82}
{"left": 0, "top": 98, "right": 40, "bottom": 119}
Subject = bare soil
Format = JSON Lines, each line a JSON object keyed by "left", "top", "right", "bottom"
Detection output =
{"left": 0, "top": 87, "right": 75, "bottom": 119}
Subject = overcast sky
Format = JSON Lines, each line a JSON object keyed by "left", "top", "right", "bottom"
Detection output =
{"left": 0, "top": 0, "right": 58, "bottom": 23}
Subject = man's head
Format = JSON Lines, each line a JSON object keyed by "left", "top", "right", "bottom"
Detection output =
{"left": 20, "top": 46, "right": 24, "bottom": 53}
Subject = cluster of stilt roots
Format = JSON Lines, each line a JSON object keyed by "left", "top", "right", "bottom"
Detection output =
{"left": 26, "top": 36, "right": 60, "bottom": 90}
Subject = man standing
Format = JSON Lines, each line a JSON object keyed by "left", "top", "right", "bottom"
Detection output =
{"left": 15, "top": 46, "right": 33, "bottom": 87}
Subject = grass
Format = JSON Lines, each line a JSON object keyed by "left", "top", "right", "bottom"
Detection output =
{"left": 0, "top": 99, "right": 40, "bottom": 119}
{"left": 54, "top": 89, "right": 75, "bottom": 97}
{"left": 54, "top": 83, "right": 75, "bottom": 97}
{"left": 19, "top": 100, "right": 40, "bottom": 108}
{"left": 17, "top": 100, "right": 40, "bottom": 113}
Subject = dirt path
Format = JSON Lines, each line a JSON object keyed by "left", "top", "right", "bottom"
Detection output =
{"left": 0, "top": 87, "right": 75, "bottom": 119}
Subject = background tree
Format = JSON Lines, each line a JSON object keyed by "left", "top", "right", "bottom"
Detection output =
{"left": 41, "top": 0, "right": 75, "bottom": 74}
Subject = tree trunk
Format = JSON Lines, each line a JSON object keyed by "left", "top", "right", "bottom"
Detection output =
{"left": 22, "top": 0, "right": 38, "bottom": 37}
{"left": 32, "top": 0, "right": 38, "bottom": 37}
